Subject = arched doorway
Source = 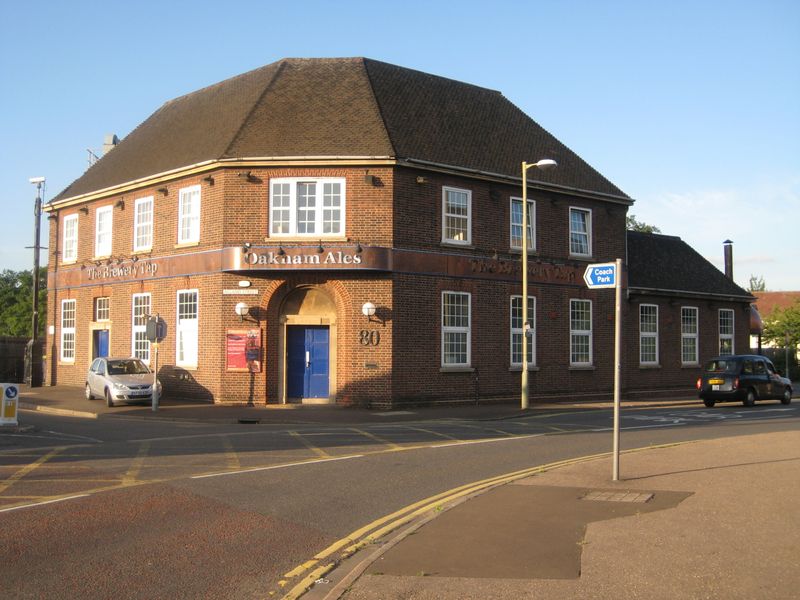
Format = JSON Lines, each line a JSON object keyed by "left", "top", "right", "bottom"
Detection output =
{"left": 278, "top": 286, "right": 338, "bottom": 404}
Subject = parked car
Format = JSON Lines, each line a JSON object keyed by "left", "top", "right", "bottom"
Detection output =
{"left": 697, "top": 355, "right": 792, "bottom": 408}
{"left": 85, "top": 357, "right": 162, "bottom": 407}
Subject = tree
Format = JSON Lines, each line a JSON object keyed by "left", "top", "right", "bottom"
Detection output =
{"left": 626, "top": 214, "right": 661, "bottom": 234}
{"left": 748, "top": 275, "right": 766, "bottom": 292}
{"left": 762, "top": 299, "right": 800, "bottom": 352}
{"left": 0, "top": 268, "right": 47, "bottom": 337}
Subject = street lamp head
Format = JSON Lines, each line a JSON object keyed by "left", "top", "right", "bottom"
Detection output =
{"left": 29, "top": 176, "right": 45, "bottom": 184}
{"left": 532, "top": 159, "right": 557, "bottom": 170}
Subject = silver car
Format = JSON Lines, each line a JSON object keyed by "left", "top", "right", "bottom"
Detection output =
{"left": 85, "top": 357, "right": 162, "bottom": 407}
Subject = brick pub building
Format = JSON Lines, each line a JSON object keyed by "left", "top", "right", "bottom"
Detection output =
{"left": 43, "top": 58, "right": 754, "bottom": 407}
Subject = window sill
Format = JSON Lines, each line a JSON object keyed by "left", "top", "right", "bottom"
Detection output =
{"left": 639, "top": 364, "right": 661, "bottom": 369}
{"left": 569, "top": 365, "right": 596, "bottom": 371}
{"left": 569, "top": 255, "right": 595, "bottom": 262}
{"left": 509, "top": 365, "right": 539, "bottom": 372}
{"left": 133, "top": 248, "right": 152, "bottom": 255}
{"left": 440, "top": 366, "right": 475, "bottom": 373}
{"left": 62, "top": 259, "right": 78, "bottom": 266}
{"left": 92, "top": 254, "right": 112, "bottom": 261}
{"left": 264, "top": 236, "right": 348, "bottom": 243}
{"left": 681, "top": 363, "right": 700, "bottom": 368}
{"left": 440, "top": 241, "right": 474, "bottom": 249}
{"left": 175, "top": 241, "right": 200, "bottom": 249}
{"left": 508, "top": 248, "right": 538, "bottom": 255}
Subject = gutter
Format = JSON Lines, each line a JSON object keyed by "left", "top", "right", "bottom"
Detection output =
{"left": 628, "top": 285, "right": 755, "bottom": 303}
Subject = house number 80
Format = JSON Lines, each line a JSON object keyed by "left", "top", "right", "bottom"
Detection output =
{"left": 359, "top": 330, "right": 381, "bottom": 346}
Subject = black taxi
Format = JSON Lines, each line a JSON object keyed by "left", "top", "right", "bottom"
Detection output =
{"left": 697, "top": 355, "right": 792, "bottom": 408}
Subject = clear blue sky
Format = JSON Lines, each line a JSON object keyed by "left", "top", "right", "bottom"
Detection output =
{"left": 2, "top": 0, "right": 798, "bottom": 289}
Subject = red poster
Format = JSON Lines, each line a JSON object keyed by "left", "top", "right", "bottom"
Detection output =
{"left": 226, "top": 329, "right": 262, "bottom": 372}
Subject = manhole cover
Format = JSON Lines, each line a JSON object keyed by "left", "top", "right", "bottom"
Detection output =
{"left": 581, "top": 490, "right": 654, "bottom": 503}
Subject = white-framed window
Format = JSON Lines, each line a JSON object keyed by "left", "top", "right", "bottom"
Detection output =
{"left": 442, "top": 291, "right": 471, "bottom": 367}
{"left": 134, "top": 196, "right": 154, "bottom": 251}
{"left": 510, "top": 197, "right": 535, "bottom": 251}
{"left": 719, "top": 309, "right": 735, "bottom": 355}
{"left": 60, "top": 299, "right": 76, "bottom": 362}
{"left": 569, "top": 207, "right": 592, "bottom": 257}
{"left": 570, "top": 299, "right": 592, "bottom": 366}
{"left": 510, "top": 295, "right": 536, "bottom": 366}
{"left": 178, "top": 185, "right": 201, "bottom": 244}
{"left": 62, "top": 214, "right": 78, "bottom": 263}
{"left": 639, "top": 304, "right": 659, "bottom": 365}
{"left": 442, "top": 187, "right": 471, "bottom": 245}
{"left": 95, "top": 297, "right": 110, "bottom": 322}
{"left": 269, "top": 177, "right": 345, "bottom": 237}
{"left": 176, "top": 289, "right": 199, "bottom": 367}
{"left": 681, "top": 306, "right": 699, "bottom": 364}
{"left": 132, "top": 293, "right": 151, "bottom": 363}
{"left": 95, "top": 205, "right": 113, "bottom": 257}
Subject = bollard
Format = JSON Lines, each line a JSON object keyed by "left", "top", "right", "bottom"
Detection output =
{"left": 1, "top": 384, "right": 20, "bottom": 426}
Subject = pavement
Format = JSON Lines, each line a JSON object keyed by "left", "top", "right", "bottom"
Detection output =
{"left": 6, "top": 384, "right": 800, "bottom": 599}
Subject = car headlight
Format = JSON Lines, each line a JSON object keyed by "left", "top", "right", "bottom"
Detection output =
{"left": 112, "top": 382, "right": 130, "bottom": 392}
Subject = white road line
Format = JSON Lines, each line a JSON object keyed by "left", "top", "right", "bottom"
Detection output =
{"left": 0, "top": 494, "right": 90, "bottom": 513}
{"left": 190, "top": 454, "right": 364, "bottom": 480}
{"left": 432, "top": 433, "right": 545, "bottom": 448}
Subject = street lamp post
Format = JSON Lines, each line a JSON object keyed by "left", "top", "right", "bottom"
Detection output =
{"left": 27, "top": 176, "right": 46, "bottom": 387}
{"left": 521, "top": 159, "right": 557, "bottom": 409}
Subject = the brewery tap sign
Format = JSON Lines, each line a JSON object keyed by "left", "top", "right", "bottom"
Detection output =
{"left": 583, "top": 262, "right": 617, "bottom": 289}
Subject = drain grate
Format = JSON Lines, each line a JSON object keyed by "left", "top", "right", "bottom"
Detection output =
{"left": 582, "top": 490, "right": 654, "bottom": 503}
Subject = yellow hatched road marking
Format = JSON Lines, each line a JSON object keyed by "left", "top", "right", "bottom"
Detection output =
{"left": 288, "top": 431, "right": 331, "bottom": 459}
{"left": 123, "top": 441, "right": 150, "bottom": 486}
{"left": 0, "top": 447, "right": 66, "bottom": 495}
{"left": 223, "top": 437, "right": 241, "bottom": 470}
{"left": 349, "top": 428, "right": 403, "bottom": 451}
{"left": 405, "top": 426, "right": 461, "bottom": 441}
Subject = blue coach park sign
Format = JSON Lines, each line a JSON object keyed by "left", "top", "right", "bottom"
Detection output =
{"left": 583, "top": 262, "right": 618, "bottom": 289}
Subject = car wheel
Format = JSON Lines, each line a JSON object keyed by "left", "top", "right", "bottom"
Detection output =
{"left": 703, "top": 398, "right": 715, "bottom": 408}
{"left": 85, "top": 383, "right": 94, "bottom": 400}
{"left": 781, "top": 387, "right": 792, "bottom": 405}
{"left": 743, "top": 388, "right": 756, "bottom": 407}
{"left": 105, "top": 388, "right": 115, "bottom": 407}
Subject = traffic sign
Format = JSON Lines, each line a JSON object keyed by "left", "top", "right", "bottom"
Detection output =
{"left": 583, "top": 262, "right": 617, "bottom": 289}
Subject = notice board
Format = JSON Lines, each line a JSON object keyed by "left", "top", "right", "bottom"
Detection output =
{"left": 226, "top": 329, "right": 262, "bottom": 372}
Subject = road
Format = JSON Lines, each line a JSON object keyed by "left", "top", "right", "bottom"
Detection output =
{"left": 2, "top": 402, "right": 798, "bottom": 598}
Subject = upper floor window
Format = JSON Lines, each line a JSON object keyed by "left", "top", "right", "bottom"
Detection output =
{"left": 134, "top": 196, "right": 154, "bottom": 251}
{"left": 510, "top": 295, "right": 536, "bottom": 366}
{"left": 570, "top": 299, "right": 592, "bottom": 366}
{"left": 442, "top": 187, "right": 471, "bottom": 245}
{"left": 569, "top": 207, "right": 592, "bottom": 257}
{"left": 95, "top": 297, "right": 110, "bottom": 322}
{"left": 681, "top": 306, "right": 699, "bottom": 364}
{"left": 61, "top": 299, "right": 76, "bottom": 362}
{"left": 639, "top": 304, "right": 659, "bottom": 365}
{"left": 178, "top": 185, "right": 201, "bottom": 244}
{"left": 442, "top": 291, "right": 471, "bottom": 367}
{"left": 719, "top": 309, "right": 734, "bottom": 355}
{"left": 62, "top": 214, "right": 78, "bottom": 263}
{"left": 510, "top": 197, "right": 535, "bottom": 251}
{"left": 95, "top": 206, "right": 113, "bottom": 257}
{"left": 269, "top": 178, "right": 345, "bottom": 237}
{"left": 176, "top": 289, "right": 199, "bottom": 367}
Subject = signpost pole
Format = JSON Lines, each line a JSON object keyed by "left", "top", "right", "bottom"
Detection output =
{"left": 612, "top": 258, "right": 622, "bottom": 481}
{"left": 152, "top": 342, "right": 159, "bottom": 412}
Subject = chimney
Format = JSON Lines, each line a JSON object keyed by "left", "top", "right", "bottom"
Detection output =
{"left": 102, "top": 133, "right": 119, "bottom": 155}
{"left": 723, "top": 239, "right": 733, "bottom": 280}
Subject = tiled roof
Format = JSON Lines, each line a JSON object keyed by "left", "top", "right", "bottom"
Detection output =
{"left": 752, "top": 291, "right": 800, "bottom": 317}
{"left": 627, "top": 231, "right": 753, "bottom": 300}
{"left": 53, "top": 57, "right": 627, "bottom": 202}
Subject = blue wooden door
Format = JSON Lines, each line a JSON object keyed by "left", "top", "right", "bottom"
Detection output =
{"left": 287, "top": 326, "right": 329, "bottom": 399}
{"left": 93, "top": 330, "right": 109, "bottom": 359}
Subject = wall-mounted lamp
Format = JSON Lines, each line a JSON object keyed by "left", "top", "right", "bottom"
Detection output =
{"left": 278, "top": 245, "right": 286, "bottom": 256}
{"left": 242, "top": 242, "right": 252, "bottom": 254}
{"left": 116, "top": 256, "right": 125, "bottom": 264}
{"left": 79, "top": 206, "right": 89, "bottom": 215}
{"left": 355, "top": 241, "right": 363, "bottom": 253}
{"left": 94, "top": 260, "right": 102, "bottom": 267}
{"left": 203, "top": 175, "right": 215, "bottom": 185}
{"left": 235, "top": 302, "right": 250, "bottom": 322}
{"left": 158, "top": 187, "right": 168, "bottom": 196}
{"left": 237, "top": 171, "right": 257, "bottom": 182}
{"left": 317, "top": 241, "right": 324, "bottom": 253}
{"left": 115, "top": 199, "right": 125, "bottom": 209}
{"left": 416, "top": 176, "right": 427, "bottom": 184}
{"left": 131, "top": 255, "right": 139, "bottom": 263}
{"left": 47, "top": 212, "right": 58, "bottom": 221}
{"left": 365, "top": 174, "right": 377, "bottom": 186}
{"left": 362, "top": 302, "right": 377, "bottom": 322}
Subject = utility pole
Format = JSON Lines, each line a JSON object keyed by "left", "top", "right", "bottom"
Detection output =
{"left": 26, "top": 176, "right": 46, "bottom": 387}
